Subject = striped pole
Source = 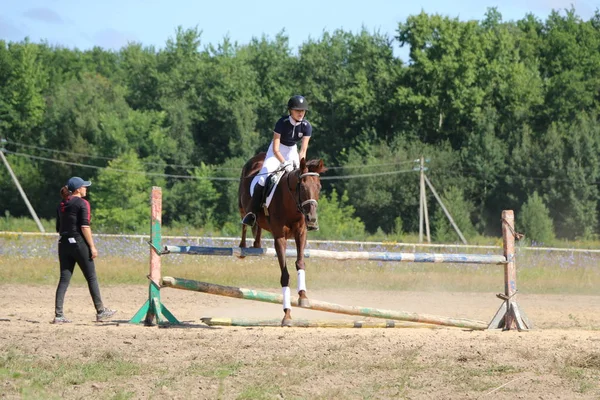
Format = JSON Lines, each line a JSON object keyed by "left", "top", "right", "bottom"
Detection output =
{"left": 162, "top": 277, "right": 488, "bottom": 330}
{"left": 201, "top": 317, "right": 441, "bottom": 329}
{"left": 164, "top": 245, "right": 507, "bottom": 265}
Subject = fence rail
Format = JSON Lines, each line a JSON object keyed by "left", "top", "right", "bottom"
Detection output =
{"left": 1, "top": 231, "right": 598, "bottom": 253}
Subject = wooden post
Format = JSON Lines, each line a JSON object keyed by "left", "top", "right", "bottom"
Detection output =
{"left": 130, "top": 187, "right": 180, "bottom": 326}
{"left": 0, "top": 147, "right": 46, "bottom": 233}
{"left": 149, "top": 187, "right": 162, "bottom": 286}
{"left": 488, "top": 210, "right": 531, "bottom": 330}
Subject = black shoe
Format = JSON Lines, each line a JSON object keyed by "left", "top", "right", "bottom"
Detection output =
{"left": 241, "top": 212, "right": 256, "bottom": 227}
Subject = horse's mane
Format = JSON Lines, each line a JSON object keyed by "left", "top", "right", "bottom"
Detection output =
{"left": 305, "top": 159, "right": 327, "bottom": 175}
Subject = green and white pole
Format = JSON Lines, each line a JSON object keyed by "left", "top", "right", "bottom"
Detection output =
{"left": 130, "top": 187, "right": 180, "bottom": 326}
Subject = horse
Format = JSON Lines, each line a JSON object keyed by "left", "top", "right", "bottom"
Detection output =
{"left": 238, "top": 152, "right": 327, "bottom": 326}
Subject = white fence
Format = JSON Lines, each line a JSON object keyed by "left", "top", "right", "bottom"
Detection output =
{"left": 1, "top": 231, "right": 599, "bottom": 253}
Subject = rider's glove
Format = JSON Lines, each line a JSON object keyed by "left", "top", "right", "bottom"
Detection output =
{"left": 280, "top": 160, "right": 294, "bottom": 172}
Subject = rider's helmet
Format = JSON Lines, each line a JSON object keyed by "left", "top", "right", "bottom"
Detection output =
{"left": 287, "top": 95, "right": 309, "bottom": 111}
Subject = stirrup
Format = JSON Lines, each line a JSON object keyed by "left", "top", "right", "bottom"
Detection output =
{"left": 241, "top": 212, "right": 256, "bottom": 227}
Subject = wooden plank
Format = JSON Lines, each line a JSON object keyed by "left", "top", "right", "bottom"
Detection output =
{"left": 162, "top": 276, "right": 488, "bottom": 330}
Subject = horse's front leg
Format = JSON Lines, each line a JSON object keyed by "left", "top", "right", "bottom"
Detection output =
{"left": 295, "top": 227, "right": 309, "bottom": 307}
{"left": 238, "top": 224, "right": 248, "bottom": 256}
{"left": 252, "top": 224, "right": 262, "bottom": 248}
{"left": 275, "top": 236, "right": 292, "bottom": 327}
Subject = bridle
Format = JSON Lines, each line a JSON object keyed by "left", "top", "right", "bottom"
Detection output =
{"left": 287, "top": 170, "right": 320, "bottom": 217}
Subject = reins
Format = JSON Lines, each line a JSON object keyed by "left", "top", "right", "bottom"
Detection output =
{"left": 286, "top": 170, "right": 320, "bottom": 216}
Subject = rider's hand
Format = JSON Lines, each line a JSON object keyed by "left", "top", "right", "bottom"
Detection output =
{"left": 280, "top": 160, "right": 294, "bottom": 172}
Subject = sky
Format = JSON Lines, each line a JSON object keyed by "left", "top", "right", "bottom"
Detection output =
{"left": 1, "top": 0, "right": 598, "bottom": 61}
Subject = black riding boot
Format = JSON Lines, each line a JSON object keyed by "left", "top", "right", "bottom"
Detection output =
{"left": 242, "top": 185, "right": 265, "bottom": 227}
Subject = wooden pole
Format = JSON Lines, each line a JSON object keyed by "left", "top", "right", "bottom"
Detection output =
{"left": 201, "top": 317, "right": 441, "bottom": 329}
{"left": 419, "top": 157, "right": 424, "bottom": 243}
{"left": 422, "top": 157, "right": 431, "bottom": 243}
{"left": 129, "top": 187, "right": 179, "bottom": 325}
{"left": 149, "top": 186, "right": 162, "bottom": 286}
{"left": 424, "top": 174, "right": 467, "bottom": 244}
{"left": 502, "top": 210, "right": 518, "bottom": 329}
{"left": 162, "top": 277, "right": 489, "bottom": 330}
{"left": 487, "top": 210, "right": 531, "bottom": 330}
{"left": 0, "top": 147, "right": 45, "bottom": 233}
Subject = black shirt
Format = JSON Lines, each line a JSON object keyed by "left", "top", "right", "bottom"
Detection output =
{"left": 56, "top": 196, "right": 91, "bottom": 237}
{"left": 274, "top": 116, "right": 312, "bottom": 146}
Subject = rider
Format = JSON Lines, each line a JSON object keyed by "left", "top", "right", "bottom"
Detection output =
{"left": 242, "top": 95, "right": 313, "bottom": 227}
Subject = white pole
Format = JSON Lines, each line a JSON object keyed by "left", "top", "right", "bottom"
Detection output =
{"left": 0, "top": 146, "right": 46, "bottom": 233}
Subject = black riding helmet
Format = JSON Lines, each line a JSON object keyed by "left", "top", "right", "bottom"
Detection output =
{"left": 287, "top": 95, "right": 309, "bottom": 111}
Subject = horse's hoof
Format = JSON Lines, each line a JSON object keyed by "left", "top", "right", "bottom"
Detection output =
{"left": 281, "top": 318, "right": 292, "bottom": 327}
{"left": 298, "top": 298, "right": 310, "bottom": 308}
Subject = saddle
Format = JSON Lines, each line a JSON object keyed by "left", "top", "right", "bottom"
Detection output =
{"left": 260, "top": 169, "right": 287, "bottom": 216}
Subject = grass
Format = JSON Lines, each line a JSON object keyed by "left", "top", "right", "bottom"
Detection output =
{"left": 0, "top": 348, "right": 142, "bottom": 399}
{"left": 0, "top": 253, "right": 599, "bottom": 295}
{"left": 0, "top": 234, "right": 599, "bottom": 294}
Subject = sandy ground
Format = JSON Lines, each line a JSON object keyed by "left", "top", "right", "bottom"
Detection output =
{"left": 1, "top": 284, "right": 600, "bottom": 399}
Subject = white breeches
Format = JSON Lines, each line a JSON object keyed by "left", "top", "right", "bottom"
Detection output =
{"left": 250, "top": 141, "right": 299, "bottom": 196}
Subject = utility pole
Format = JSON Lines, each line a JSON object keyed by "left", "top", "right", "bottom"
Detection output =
{"left": 0, "top": 138, "right": 46, "bottom": 233}
{"left": 415, "top": 157, "right": 431, "bottom": 243}
{"left": 423, "top": 174, "right": 467, "bottom": 244}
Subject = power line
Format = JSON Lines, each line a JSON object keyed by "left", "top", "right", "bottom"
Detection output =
{"left": 320, "top": 169, "right": 416, "bottom": 180}
{"left": 3, "top": 139, "right": 420, "bottom": 171}
{"left": 2, "top": 149, "right": 420, "bottom": 181}
{"left": 2, "top": 139, "right": 239, "bottom": 170}
{"left": 455, "top": 167, "right": 600, "bottom": 185}
{"left": 325, "top": 159, "right": 416, "bottom": 170}
{"left": 5, "top": 144, "right": 596, "bottom": 185}
{"left": 2, "top": 150, "right": 239, "bottom": 181}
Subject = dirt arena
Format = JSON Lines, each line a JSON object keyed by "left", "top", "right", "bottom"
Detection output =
{"left": 2, "top": 284, "right": 600, "bottom": 399}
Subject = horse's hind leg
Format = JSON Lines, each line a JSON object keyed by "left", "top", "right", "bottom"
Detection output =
{"left": 238, "top": 224, "right": 248, "bottom": 258}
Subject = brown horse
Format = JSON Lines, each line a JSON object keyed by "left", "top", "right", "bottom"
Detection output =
{"left": 238, "top": 152, "right": 327, "bottom": 326}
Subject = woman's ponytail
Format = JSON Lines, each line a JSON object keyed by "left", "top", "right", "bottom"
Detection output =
{"left": 60, "top": 186, "right": 71, "bottom": 200}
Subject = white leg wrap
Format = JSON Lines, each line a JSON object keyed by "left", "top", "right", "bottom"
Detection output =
{"left": 282, "top": 286, "right": 291, "bottom": 310}
{"left": 297, "top": 269, "right": 306, "bottom": 292}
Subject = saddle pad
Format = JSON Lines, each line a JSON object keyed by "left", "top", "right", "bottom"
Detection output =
{"left": 250, "top": 169, "right": 285, "bottom": 209}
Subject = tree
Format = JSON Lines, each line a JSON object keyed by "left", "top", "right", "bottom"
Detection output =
{"left": 519, "top": 192, "right": 555, "bottom": 245}
{"left": 93, "top": 152, "right": 150, "bottom": 232}
{"left": 0, "top": 40, "right": 48, "bottom": 142}
{"left": 311, "top": 189, "right": 365, "bottom": 240}
{"left": 162, "top": 164, "right": 221, "bottom": 229}
{"left": 432, "top": 186, "right": 476, "bottom": 243}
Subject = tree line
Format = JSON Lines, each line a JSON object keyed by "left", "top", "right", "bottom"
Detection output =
{"left": 0, "top": 7, "right": 599, "bottom": 243}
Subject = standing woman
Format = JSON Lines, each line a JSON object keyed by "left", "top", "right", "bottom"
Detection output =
{"left": 53, "top": 176, "right": 116, "bottom": 323}
{"left": 242, "top": 95, "right": 313, "bottom": 226}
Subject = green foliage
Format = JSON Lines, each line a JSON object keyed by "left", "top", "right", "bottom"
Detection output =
{"left": 520, "top": 192, "right": 555, "bottom": 245}
{"left": 1, "top": 9, "right": 600, "bottom": 240}
{"left": 162, "top": 164, "right": 221, "bottom": 228}
{"left": 311, "top": 189, "right": 365, "bottom": 240}
{"left": 93, "top": 152, "right": 151, "bottom": 233}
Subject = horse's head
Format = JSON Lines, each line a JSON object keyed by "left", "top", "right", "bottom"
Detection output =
{"left": 296, "top": 158, "right": 327, "bottom": 231}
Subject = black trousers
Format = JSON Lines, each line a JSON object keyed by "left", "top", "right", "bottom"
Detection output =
{"left": 55, "top": 236, "right": 104, "bottom": 317}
